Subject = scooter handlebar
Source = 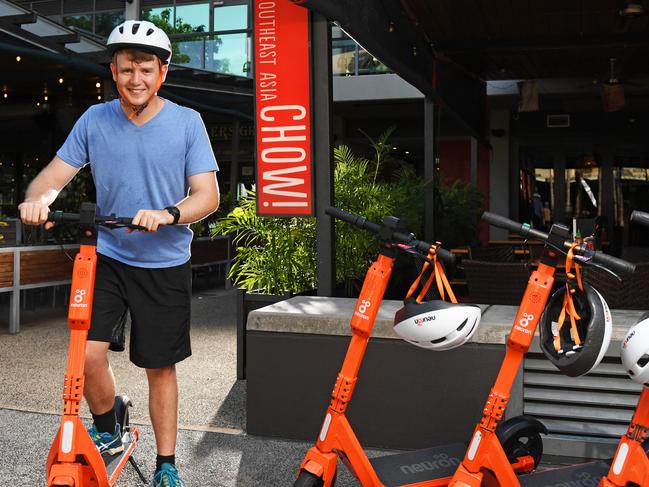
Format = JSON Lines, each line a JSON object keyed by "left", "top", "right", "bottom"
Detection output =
{"left": 589, "top": 251, "right": 636, "bottom": 275}
{"left": 47, "top": 211, "right": 140, "bottom": 229}
{"left": 481, "top": 211, "right": 548, "bottom": 241}
{"left": 630, "top": 210, "right": 649, "bottom": 229}
{"left": 482, "top": 211, "right": 636, "bottom": 275}
{"left": 47, "top": 211, "right": 81, "bottom": 223}
{"left": 324, "top": 207, "right": 455, "bottom": 265}
{"left": 325, "top": 207, "right": 380, "bottom": 234}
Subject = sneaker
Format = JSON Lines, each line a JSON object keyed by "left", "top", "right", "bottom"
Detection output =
{"left": 87, "top": 423, "right": 124, "bottom": 456}
{"left": 150, "top": 463, "right": 186, "bottom": 487}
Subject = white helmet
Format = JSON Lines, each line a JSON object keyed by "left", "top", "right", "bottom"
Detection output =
{"left": 107, "top": 20, "right": 172, "bottom": 64}
{"left": 621, "top": 312, "right": 649, "bottom": 385}
{"left": 393, "top": 300, "right": 481, "bottom": 351}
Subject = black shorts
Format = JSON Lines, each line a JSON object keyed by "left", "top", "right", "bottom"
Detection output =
{"left": 88, "top": 254, "right": 192, "bottom": 368}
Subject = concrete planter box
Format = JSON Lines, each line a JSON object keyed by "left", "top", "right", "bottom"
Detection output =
{"left": 236, "top": 289, "right": 292, "bottom": 380}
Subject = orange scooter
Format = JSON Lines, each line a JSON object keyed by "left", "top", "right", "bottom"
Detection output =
{"left": 447, "top": 212, "right": 636, "bottom": 487}
{"left": 598, "top": 209, "right": 649, "bottom": 487}
{"left": 45, "top": 203, "right": 148, "bottom": 487}
{"left": 294, "top": 207, "right": 542, "bottom": 487}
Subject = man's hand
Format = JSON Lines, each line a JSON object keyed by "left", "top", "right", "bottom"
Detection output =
{"left": 130, "top": 209, "right": 174, "bottom": 232}
{"left": 18, "top": 201, "right": 51, "bottom": 227}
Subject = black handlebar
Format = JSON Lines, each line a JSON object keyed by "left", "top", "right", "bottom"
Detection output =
{"left": 47, "top": 211, "right": 145, "bottom": 231}
{"left": 481, "top": 211, "right": 636, "bottom": 275}
{"left": 325, "top": 207, "right": 456, "bottom": 265}
{"left": 631, "top": 210, "right": 649, "bottom": 229}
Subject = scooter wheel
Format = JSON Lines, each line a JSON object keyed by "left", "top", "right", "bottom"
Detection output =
{"left": 499, "top": 427, "right": 543, "bottom": 469}
{"left": 114, "top": 394, "right": 132, "bottom": 432}
{"left": 293, "top": 470, "right": 325, "bottom": 487}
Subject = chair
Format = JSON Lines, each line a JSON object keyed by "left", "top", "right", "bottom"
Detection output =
{"left": 582, "top": 262, "right": 649, "bottom": 310}
{"left": 469, "top": 246, "right": 516, "bottom": 262}
{"left": 463, "top": 260, "right": 530, "bottom": 305}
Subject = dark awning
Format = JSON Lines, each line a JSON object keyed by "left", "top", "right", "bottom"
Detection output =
{"left": 292, "top": 0, "right": 488, "bottom": 141}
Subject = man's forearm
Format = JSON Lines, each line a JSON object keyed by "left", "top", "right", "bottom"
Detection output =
{"left": 24, "top": 177, "right": 61, "bottom": 206}
{"left": 175, "top": 190, "right": 219, "bottom": 225}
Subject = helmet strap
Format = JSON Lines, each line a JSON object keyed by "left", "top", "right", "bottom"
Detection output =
{"left": 553, "top": 243, "right": 584, "bottom": 352}
{"left": 405, "top": 244, "right": 457, "bottom": 304}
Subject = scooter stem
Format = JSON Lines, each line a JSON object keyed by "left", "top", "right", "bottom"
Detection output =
{"left": 46, "top": 244, "right": 110, "bottom": 486}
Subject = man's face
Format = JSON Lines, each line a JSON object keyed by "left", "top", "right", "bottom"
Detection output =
{"left": 111, "top": 51, "right": 167, "bottom": 106}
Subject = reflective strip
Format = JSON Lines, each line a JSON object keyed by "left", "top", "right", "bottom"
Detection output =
{"left": 61, "top": 421, "right": 74, "bottom": 453}
{"left": 467, "top": 431, "right": 482, "bottom": 460}
{"left": 612, "top": 443, "right": 629, "bottom": 475}
{"left": 319, "top": 413, "right": 332, "bottom": 442}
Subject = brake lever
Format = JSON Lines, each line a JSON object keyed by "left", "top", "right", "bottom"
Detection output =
{"left": 573, "top": 247, "right": 623, "bottom": 282}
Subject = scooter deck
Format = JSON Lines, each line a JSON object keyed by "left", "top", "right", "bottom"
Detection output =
{"left": 369, "top": 443, "right": 466, "bottom": 487}
{"left": 518, "top": 460, "right": 610, "bottom": 486}
{"left": 103, "top": 431, "right": 137, "bottom": 482}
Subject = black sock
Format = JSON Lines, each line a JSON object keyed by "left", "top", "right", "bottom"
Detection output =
{"left": 91, "top": 408, "right": 117, "bottom": 434}
{"left": 156, "top": 454, "right": 175, "bottom": 472}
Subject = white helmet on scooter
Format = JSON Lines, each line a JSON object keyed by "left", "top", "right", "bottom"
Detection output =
{"left": 539, "top": 283, "right": 612, "bottom": 377}
{"left": 393, "top": 300, "right": 481, "bottom": 351}
{"left": 621, "top": 312, "right": 649, "bottom": 386}
{"left": 107, "top": 20, "right": 172, "bottom": 64}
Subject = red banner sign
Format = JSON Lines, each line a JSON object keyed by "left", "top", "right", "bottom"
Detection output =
{"left": 254, "top": 0, "right": 313, "bottom": 216}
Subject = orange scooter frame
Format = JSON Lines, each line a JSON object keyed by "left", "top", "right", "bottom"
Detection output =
{"left": 600, "top": 210, "right": 649, "bottom": 486}
{"left": 448, "top": 214, "right": 637, "bottom": 487}
{"left": 295, "top": 208, "right": 535, "bottom": 487}
{"left": 599, "top": 388, "right": 649, "bottom": 486}
{"left": 448, "top": 261, "right": 556, "bottom": 487}
{"left": 298, "top": 252, "right": 403, "bottom": 487}
{"left": 45, "top": 206, "right": 143, "bottom": 487}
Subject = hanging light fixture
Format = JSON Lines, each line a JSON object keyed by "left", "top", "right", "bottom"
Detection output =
{"left": 620, "top": 0, "right": 645, "bottom": 17}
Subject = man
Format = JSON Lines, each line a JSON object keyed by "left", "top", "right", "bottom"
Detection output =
{"left": 19, "top": 20, "right": 219, "bottom": 487}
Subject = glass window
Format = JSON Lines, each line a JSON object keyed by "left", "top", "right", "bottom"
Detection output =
{"left": 94, "top": 10, "right": 124, "bottom": 38}
{"left": 174, "top": 35, "right": 208, "bottom": 69}
{"left": 62, "top": 14, "right": 92, "bottom": 34}
{"left": 206, "top": 32, "right": 249, "bottom": 76}
{"left": 214, "top": 4, "right": 248, "bottom": 31}
{"left": 613, "top": 167, "right": 649, "bottom": 227}
{"left": 534, "top": 168, "right": 554, "bottom": 228}
{"left": 332, "top": 38, "right": 356, "bottom": 76}
{"left": 357, "top": 47, "right": 390, "bottom": 75}
{"left": 142, "top": 7, "right": 174, "bottom": 31}
{"left": 566, "top": 166, "right": 600, "bottom": 219}
{"left": 175, "top": 3, "right": 209, "bottom": 33}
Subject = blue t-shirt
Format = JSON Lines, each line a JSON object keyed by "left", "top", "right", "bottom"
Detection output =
{"left": 57, "top": 98, "right": 218, "bottom": 268}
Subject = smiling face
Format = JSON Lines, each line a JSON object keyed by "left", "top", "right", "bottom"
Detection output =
{"left": 110, "top": 49, "right": 168, "bottom": 107}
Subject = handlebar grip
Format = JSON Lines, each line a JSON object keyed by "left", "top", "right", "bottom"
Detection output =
{"left": 481, "top": 211, "right": 529, "bottom": 235}
{"left": 433, "top": 245, "right": 456, "bottom": 265}
{"left": 631, "top": 210, "right": 649, "bottom": 229}
{"left": 591, "top": 251, "right": 636, "bottom": 275}
{"left": 47, "top": 211, "right": 80, "bottom": 223}
{"left": 325, "top": 207, "right": 380, "bottom": 233}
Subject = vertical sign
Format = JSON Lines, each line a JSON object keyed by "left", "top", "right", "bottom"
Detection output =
{"left": 254, "top": 0, "right": 313, "bottom": 216}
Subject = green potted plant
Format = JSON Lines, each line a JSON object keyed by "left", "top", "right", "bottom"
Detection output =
{"left": 435, "top": 175, "right": 484, "bottom": 249}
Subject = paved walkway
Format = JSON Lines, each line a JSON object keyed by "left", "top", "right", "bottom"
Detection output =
{"left": 0, "top": 287, "right": 346, "bottom": 486}
{"left": 0, "top": 287, "right": 587, "bottom": 486}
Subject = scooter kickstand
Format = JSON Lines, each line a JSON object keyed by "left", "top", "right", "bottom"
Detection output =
{"left": 129, "top": 456, "right": 149, "bottom": 484}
